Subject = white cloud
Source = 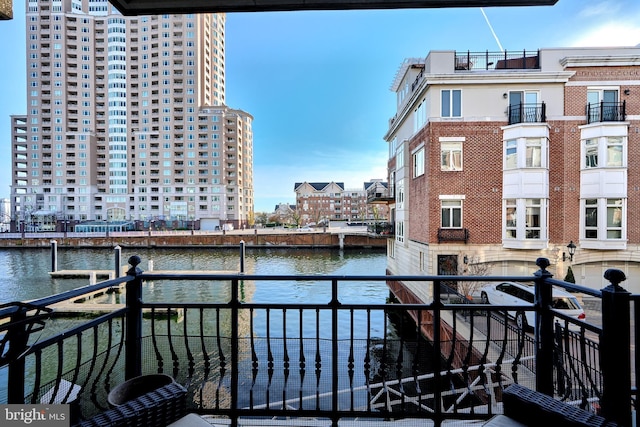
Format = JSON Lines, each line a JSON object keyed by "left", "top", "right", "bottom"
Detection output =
{"left": 567, "top": 14, "right": 640, "bottom": 48}
{"left": 577, "top": 1, "right": 622, "bottom": 19}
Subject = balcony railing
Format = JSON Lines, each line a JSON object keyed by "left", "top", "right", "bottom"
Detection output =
{"left": 508, "top": 102, "right": 546, "bottom": 125}
{"left": 437, "top": 227, "right": 469, "bottom": 243}
{"left": 586, "top": 101, "right": 626, "bottom": 124}
{"left": 455, "top": 50, "right": 540, "bottom": 71}
{"left": 0, "top": 254, "right": 634, "bottom": 426}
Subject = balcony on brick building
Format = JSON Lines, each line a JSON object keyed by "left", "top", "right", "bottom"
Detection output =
{"left": 586, "top": 100, "right": 626, "bottom": 124}
{"left": 508, "top": 102, "right": 546, "bottom": 125}
{"left": 437, "top": 227, "right": 469, "bottom": 243}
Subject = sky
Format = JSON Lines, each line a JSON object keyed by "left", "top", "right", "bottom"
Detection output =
{"left": 1, "top": 1, "right": 640, "bottom": 213}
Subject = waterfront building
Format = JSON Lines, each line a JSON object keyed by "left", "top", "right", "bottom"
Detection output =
{"left": 294, "top": 180, "right": 390, "bottom": 224}
{"left": 10, "top": 0, "right": 253, "bottom": 232}
{"left": 383, "top": 47, "right": 640, "bottom": 292}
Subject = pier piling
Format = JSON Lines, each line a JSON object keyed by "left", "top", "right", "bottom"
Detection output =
{"left": 51, "top": 240, "right": 58, "bottom": 272}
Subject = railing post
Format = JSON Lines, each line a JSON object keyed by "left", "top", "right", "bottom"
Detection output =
{"left": 534, "top": 257, "right": 554, "bottom": 396}
{"left": 330, "top": 278, "right": 340, "bottom": 427}
{"left": 600, "top": 268, "right": 631, "bottom": 426}
{"left": 239, "top": 240, "right": 245, "bottom": 273}
{"left": 114, "top": 245, "right": 121, "bottom": 278}
{"left": 125, "top": 255, "right": 143, "bottom": 380}
{"left": 432, "top": 279, "right": 443, "bottom": 426}
{"left": 7, "top": 306, "right": 28, "bottom": 403}
{"left": 51, "top": 239, "right": 58, "bottom": 273}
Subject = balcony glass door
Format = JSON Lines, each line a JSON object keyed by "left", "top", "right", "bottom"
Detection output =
{"left": 588, "top": 89, "right": 618, "bottom": 122}
{"left": 509, "top": 91, "right": 538, "bottom": 123}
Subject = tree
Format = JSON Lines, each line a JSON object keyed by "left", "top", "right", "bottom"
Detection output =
{"left": 457, "top": 254, "right": 493, "bottom": 299}
{"left": 564, "top": 266, "right": 576, "bottom": 284}
{"left": 255, "top": 212, "right": 269, "bottom": 225}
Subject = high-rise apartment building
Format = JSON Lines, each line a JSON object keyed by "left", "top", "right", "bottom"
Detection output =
{"left": 11, "top": 0, "right": 253, "bottom": 232}
{"left": 383, "top": 47, "right": 640, "bottom": 293}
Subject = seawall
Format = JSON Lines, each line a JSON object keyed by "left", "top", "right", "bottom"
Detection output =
{"left": 0, "top": 231, "right": 388, "bottom": 249}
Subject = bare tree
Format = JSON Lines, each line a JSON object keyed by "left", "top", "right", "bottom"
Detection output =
{"left": 457, "top": 254, "right": 493, "bottom": 299}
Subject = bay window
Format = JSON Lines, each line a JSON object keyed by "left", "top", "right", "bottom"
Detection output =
{"left": 582, "top": 198, "right": 625, "bottom": 241}
{"left": 502, "top": 198, "right": 547, "bottom": 246}
{"left": 582, "top": 136, "right": 626, "bottom": 169}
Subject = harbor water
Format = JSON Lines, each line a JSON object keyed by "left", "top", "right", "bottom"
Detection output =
{"left": 0, "top": 246, "right": 411, "bottom": 406}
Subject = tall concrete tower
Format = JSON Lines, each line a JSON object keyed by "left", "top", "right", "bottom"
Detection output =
{"left": 11, "top": 0, "right": 253, "bottom": 231}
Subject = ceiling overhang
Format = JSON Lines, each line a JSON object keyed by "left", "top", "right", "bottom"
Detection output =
{"left": 107, "top": 0, "right": 557, "bottom": 16}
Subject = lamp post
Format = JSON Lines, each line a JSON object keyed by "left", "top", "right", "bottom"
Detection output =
{"left": 562, "top": 240, "right": 576, "bottom": 262}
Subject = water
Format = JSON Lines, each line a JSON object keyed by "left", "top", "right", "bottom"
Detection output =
{"left": 0, "top": 247, "right": 398, "bottom": 407}
{"left": 0, "top": 247, "right": 389, "bottom": 303}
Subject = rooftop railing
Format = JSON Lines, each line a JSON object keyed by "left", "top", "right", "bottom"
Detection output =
{"left": 0, "top": 253, "right": 634, "bottom": 427}
{"left": 455, "top": 50, "right": 540, "bottom": 71}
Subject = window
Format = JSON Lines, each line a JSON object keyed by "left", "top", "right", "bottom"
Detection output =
{"left": 583, "top": 136, "right": 626, "bottom": 169}
{"left": 583, "top": 198, "right": 624, "bottom": 240}
{"left": 585, "top": 139, "right": 598, "bottom": 168}
{"left": 503, "top": 198, "right": 547, "bottom": 244}
{"left": 525, "top": 138, "right": 542, "bottom": 167}
{"left": 441, "top": 89, "right": 461, "bottom": 117}
{"left": 415, "top": 99, "right": 426, "bottom": 131}
{"left": 504, "top": 200, "right": 516, "bottom": 239}
{"left": 607, "top": 198, "right": 623, "bottom": 238}
{"left": 413, "top": 147, "right": 424, "bottom": 177}
{"left": 525, "top": 199, "right": 541, "bottom": 239}
{"left": 505, "top": 139, "right": 517, "bottom": 169}
{"left": 441, "top": 141, "right": 462, "bottom": 171}
{"left": 587, "top": 88, "right": 619, "bottom": 122}
{"left": 607, "top": 137, "right": 623, "bottom": 166}
{"left": 441, "top": 200, "right": 462, "bottom": 228}
{"left": 508, "top": 91, "right": 539, "bottom": 123}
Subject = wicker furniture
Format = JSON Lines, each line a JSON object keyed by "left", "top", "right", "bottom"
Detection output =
{"left": 76, "top": 382, "right": 187, "bottom": 427}
{"left": 503, "top": 383, "right": 618, "bottom": 427}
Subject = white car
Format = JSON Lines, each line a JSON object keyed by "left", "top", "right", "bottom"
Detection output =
{"left": 479, "top": 281, "right": 585, "bottom": 330}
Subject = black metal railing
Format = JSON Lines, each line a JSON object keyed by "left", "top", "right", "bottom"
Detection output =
{"left": 437, "top": 228, "right": 469, "bottom": 243}
{"left": 0, "top": 254, "right": 634, "bottom": 427}
{"left": 455, "top": 50, "right": 540, "bottom": 71}
{"left": 586, "top": 101, "right": 626, "bottom": 124}
{"left": 508, "top": 102, "right": 546, "bottom": 125}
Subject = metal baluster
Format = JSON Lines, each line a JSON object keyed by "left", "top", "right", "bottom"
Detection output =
{"left": 298, "top": 308, "right": 305, "bottom": 411}
{"left": 282, "top": 308, "right": 290, "bottom": 410}
{"left": 364, "top": 308, "right": 371, "bottom": 411}
{"left": 198, "top": 307, "right": 210, "bottom": 409}
{"left": 266, "top": 308, "right": 274, "bottom": 410}
{"left": 249, "top": 307, "right": 257, "bottom": 410}
{"left": 150, "top": 308, "right": 165, "bottom": 373}
{"left": 348, "top": 309, "right": 355, "bottom": 411}
{"left": 315, "top": 308, "right": 321, "bottom": 411}
{"left": 183, "top": 309, "right": 195, "bottom": 383}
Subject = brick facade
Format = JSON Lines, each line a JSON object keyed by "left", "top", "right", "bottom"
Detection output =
{"left": 384, "top": 47, "right": 640, "bottom": 290}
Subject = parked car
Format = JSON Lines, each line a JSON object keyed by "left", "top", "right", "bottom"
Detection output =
{"left": 480, "top": 281, "right": 585, "bottom": 330}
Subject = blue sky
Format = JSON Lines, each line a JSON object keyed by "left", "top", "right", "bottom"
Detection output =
{"left": 2, "top": 1, "right": 640, "bottom": 212}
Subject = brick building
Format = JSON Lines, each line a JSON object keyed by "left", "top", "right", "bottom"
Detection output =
{"left": 294, "top": 180, "right": 390, "bottom": 225}
{"left": 383, "top": 47, "right": 640, "bottom": 292}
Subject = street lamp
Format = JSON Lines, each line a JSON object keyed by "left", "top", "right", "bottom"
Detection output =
{"left": 563, "top": 240, "right": 576, "bottom": 262}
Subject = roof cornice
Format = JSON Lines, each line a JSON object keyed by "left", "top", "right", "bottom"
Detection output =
{"left": 561, "top": 55, "right": 640, "bottom": 68}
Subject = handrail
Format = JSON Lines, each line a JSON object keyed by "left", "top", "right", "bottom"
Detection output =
{"left": 0, "top": 254, "right": 632, "bottom": 426}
